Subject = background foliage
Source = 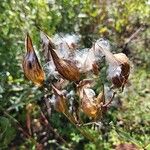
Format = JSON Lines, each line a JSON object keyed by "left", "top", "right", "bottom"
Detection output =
{"left": 0, "top": 0, "right": 150, "bottom": 149}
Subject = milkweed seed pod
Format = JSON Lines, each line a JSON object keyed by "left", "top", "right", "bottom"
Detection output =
{"left": 95, "top": 39, "right": 130, "bottom": 89}
{"left": 50, "top": 48, "right": 80, "bottom": 81}
{"left": 52, "top": 85, "right": 68, "bottom": 113}
{"left": 112, "top": 53, "right": 130, "bottom": 88}
{"left": 22, "top": 33, "right": 45, "bottom": 86}
{"left": 81, "top": 89, "right": 98, "bottom": 118}
{"left": 78, "top": 81, "right": 106, "bottom": 119}
{"left": 77, "top": 79, "right": 94, "bottom": 99}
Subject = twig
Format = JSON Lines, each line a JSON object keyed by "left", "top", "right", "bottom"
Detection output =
{"left": 102, "top": 91, "right": 116, "bottom": 107}
{"left": 0, "top": 106, "right": 46, "bottom": 149}
{"left": 26, "top": 111, "right": 32, "bottom": 136}
{"left": 63, "top": 111, "right": 96, "bottom": 142}
{"left": 44, "top": 95, "right": 51, "bottom": 118}
{"left": 78, "top": 122, "right": 101, "bottom": 127}
{"left": 40, "top": 110, "right": 70, "bottom": 147}
{"left": 38, "top": 86, "right": 71, "bottom": 147}
{"left": 124, "top": 26, "right": 144, "bottom": 47}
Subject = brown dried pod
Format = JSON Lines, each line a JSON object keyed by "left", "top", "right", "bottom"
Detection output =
{"left": 95, "top": 40, "right": 130, "bottom": 89}
{"left": 112, "top": 53, "right": 130, "bottom": 88}
{"left": 77, "top": 79, "right": 94, "bottom": 99}
{"left": 22, "top": 33, "right": 45, "bottom": 86}
{"left": 52, "top": 85, "right": 67, "bottom": 113}
{"left": 50, "top": 48, "right": 80, "bottom": 81}
{"left": 81, "top": 89, "right": 98, "bottom": 118}
{"left": 78, "top": 81, "right": 107, "bottom": 119}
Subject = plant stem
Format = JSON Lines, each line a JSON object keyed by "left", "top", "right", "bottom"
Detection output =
{"left": 40, "top": 110, "right": 69, "bottom": 147}
{"left": 102, "top": 91, "right": 116, "bottom": 107}
{"left": 63, "top": 111, "right": 96, "bottom": 142}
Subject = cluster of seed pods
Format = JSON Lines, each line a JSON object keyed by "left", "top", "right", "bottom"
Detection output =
{"left": 22, "top": 31, "right": 130, "bottom": 121}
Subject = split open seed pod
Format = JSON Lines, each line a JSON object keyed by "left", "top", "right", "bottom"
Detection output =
{"left": 52, "top": 85, "right": 68, "bottom": 113}
{"left": 22, "top": 33, "right": 45, "bottom": 86}
{"left": 77, "top": 79, "right": 94, "bottom": 99}
{"left": 95, "top": 39, "right": 130, "bottom": 89}
{"left": 112, "top": 53, "right": 130, "bottom": 88}
{"left": 50, "top": 48, "right": 80, "bottom": 81}
{"left": 81, "top": 89, "right": 98, "bottom": 118}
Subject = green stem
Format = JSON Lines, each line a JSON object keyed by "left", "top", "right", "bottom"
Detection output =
{"left": 63, "top": 110, "right": 96, "bottom": 142}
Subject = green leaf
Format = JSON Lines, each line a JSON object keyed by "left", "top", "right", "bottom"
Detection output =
{"left": 0, "top": 117, "right": 16, "bottom": 149}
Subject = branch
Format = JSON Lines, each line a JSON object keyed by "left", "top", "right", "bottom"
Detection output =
{"left": 123, "top": 26, "right": 144, "bottom": 48}
{"left": 102, "top": 91, "right": 116, "bottom": 107}
{"left": 62, "top": 111, "right": 96, "bottom": 142}
{"left": 39, "top": 108, "right": 70, "bottom": 147}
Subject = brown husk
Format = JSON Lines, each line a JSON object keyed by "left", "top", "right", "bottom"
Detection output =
{"left": 112, "top": 53, "right": 130, "bottom": 88}
{"left": 77, "top": 79, "right": 94, "bottom": 99}
{"left": 50, "top": 48, "right": 80, "bottom": 81}
{"left": 22, "top": 33, "right": 45, "bottom": 86}
{"left": 52, "top": 85, "right": 67, "bottom": 113}
{"left": 81, "top": 89, "right": 98, "bottom": 118}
